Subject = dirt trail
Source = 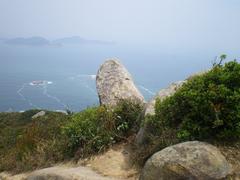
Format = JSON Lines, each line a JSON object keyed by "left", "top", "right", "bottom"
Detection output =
{"left": 0, "top": 166, "right": 116, "bottom": 180}
{"left": 0, "top": 143, "right": 139, "bottom": 180}
{"left": 84, "top": 143, "right": 139, "bottom": 179}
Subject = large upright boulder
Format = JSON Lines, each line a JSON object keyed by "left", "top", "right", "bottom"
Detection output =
{"left": 140, "top": 141, "right": 232, "bottom": 180}
{"left": 96, "top": 59, "right": 144, "bottom": 106}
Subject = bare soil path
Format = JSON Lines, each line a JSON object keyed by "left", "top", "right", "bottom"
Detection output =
{"left": 0, "top": 143, "right": 139, "bottom": 180}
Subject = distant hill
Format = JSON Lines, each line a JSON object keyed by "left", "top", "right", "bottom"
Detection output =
{"left": 2, "top": 36, "right": 115, "bottom": 47}
{"left": 5, "top": 36, "right": 50, "bottom": 46}
{"left": 53, "top": 36, "right": 115, "bottom": 45}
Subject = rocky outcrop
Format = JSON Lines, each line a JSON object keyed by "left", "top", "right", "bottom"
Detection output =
{"left": 32, "top": 111, "right": 46, "bottom": 119}
{"left": 26, "top": 166, "right": 116, "bottom": 180}
{"left": 144, "top": 81, "right": 185, "bottom": 116}
{"left": 140, "top": 141, "right": 232, "bottom": 180}
{"left": 135, "top": 81, "right": 185, "bottom": 145}
{"left": 186, "top": 70, "right": 208, "bottom": 80}
{"left": 143, "top": 70, "right": 208, "bottom": 116}
{"left": 96, "top": 59, "right": 144, "bottom": 106}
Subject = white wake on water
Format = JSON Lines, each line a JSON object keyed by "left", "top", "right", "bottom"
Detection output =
{"left": 17, "top": 75, "right": 98, "bottom": 111}
{"left": 17, "top": 83, "right": 40, "bottom": 109}
{"left": 138, "top": 85, "right": 155, "bottom": 96}
{"left": 42, "top": 83, "right": 68, "bottom": 109}
{"left": 16, "top": 76, "right": 155, "bottom": 111}
{"left": 69, "top": 74, "right": 96, "bottom": 80}
{"left": 17, "top": 81, "right": 68, "bottom": 110}
{"left": 76, "top": 74, "right": 96, "bottom": 80}
{"left": 69, "top": 74, "right": 98, "bottom": 97}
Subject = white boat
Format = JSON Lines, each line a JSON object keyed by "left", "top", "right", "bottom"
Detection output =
{"left": 29, "top": 80, "right": 52, "bottom": 86}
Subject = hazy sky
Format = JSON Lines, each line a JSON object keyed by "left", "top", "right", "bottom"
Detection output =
{"left": 0, "top": 0, "right": 240, "bottom": 51}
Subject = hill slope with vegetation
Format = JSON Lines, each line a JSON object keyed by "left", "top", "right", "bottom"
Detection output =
{"left": 135, "top": 59, "right": 240, "bottom": 173}
{"left": 1, "top": 58, "right": 240, "bottom": 179}
{"left": 0, "top": 101, "right": 142, "bottom": 173}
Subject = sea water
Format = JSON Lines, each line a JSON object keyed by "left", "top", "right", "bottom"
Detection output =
{"left": 0, "top": 42, "right": 236, "bottom": 112}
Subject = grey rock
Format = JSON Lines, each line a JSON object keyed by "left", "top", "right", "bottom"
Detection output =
{"left": 55, "top": 110, "right": 68, "bottom": 115}
{"left": 140, "top": 141, "right": 232, "bottom": 180}
{"left": 26, "top": 166, "right": 116, "bottom": 180}
{"left": 144, "top": 81, "right": 185, "bottom": 116}
{"left": 32, "top": 111, "right": 46, "bottom": 119}
{"left": 135, "top": 81, "right": 185, "bottom": 146}
{"left": 186, "top": 70, "right": 208, "bottom": 80}
{"left": 96, "top": 59, "right": 144, "bottom": 106}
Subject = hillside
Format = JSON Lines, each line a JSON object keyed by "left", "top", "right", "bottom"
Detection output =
{"left": 2, "top": 36, "right": 114, "bottom": 47}
{"left": 5, "top": 37, "right": 50, "bottom": 46}
{"left": 1, "top": 58, "right": 240, "bottom": 179}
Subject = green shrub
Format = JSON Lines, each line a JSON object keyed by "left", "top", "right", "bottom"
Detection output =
{"left": 0, "top": 111, "right": 70, "bottom": 172}
{"left": 62, "top": 100, "right": 143, "bottom": 158}
{"left": 63, "top": 106, "right": 113, "bottom": 157}
{"left": 134, "top": 60, "right": 240, "bottom": 166}
{"left": 0, "top": 111, "right": 36, "bottom": 159}
{"left": 0, "top": 100, "right": 142, "bottom": 172}
{"left": 114, "top": 99, "right": 144, "bottom": 136}
{"left": 152, "top": 60, "right": 240, "bottom": 141}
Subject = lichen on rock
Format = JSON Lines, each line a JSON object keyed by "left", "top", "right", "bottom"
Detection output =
{"left": 96, "top": 59, "right": 144, "bottom": 106}
{"left": 140, "top": 141, "right": 232, "bottom": 180}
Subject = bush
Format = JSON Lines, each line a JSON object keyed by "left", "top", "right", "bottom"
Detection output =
{"left": 0, "top": 101, "right": 142, "bottom": 172}
{"left": 0, "top": 110, "right": 37, "bottom": 160}
{"left": 152, "top": 60, "right": 240, "bottom": 141}
{"left": 62, "top": 100, "right": 143, "bottom": 158}
{"left": 133, "top": 60, "right": 240, "bottom": 166}
{"left": 0, "top": 111, "right": 70, "bottom": 172}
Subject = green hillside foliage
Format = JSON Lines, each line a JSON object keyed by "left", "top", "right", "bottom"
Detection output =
{"left": 0, "top": 100, "right": 143, "bottom": 172}
{"left": 137, "top": 60, "right": 240, "bottom": 165}
{"left": 0, "top": 110, "right": 70, "bottom": 172}
{"left": 63, "top": 100, "right": 143, "bottom": 158}
{"left": 154, "top": 60, "right": 240, "bottom": 141}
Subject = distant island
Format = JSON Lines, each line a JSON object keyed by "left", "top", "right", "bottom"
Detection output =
{"left": 53, "top": 36, "right": 115, "bottom": 45}
{"left": 5, "top": 37, "right": 50, "bottom": 46}
{"left": 2, "top": 36, "right": 115, "bottom": 47}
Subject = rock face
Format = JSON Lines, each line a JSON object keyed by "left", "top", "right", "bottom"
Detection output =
{"left": 135, "top": 81, "right": 185, "bottom": 145}
{"left": 26, "top": 166, "right": 116, "bottom": 180}
{"left": 140, "top": 141, "right": 232, "bottom": 180}
{"left": 186, "top": 70, "right": 208, "bottom": 81}
{"left": 144, "top": 81, "right": 185, "bottom": 116}
{"left": 32, "top": 111, "right": 46, "bottom": 119}
{"left": 96, "top": 59, "right": 144, "bottom": 106}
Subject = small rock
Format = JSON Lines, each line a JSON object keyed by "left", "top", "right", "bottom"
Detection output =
{"left": 140, "top": 141, "right": 232, "bottom": 180}
{"left": 55, "top": 110, "right": 68, "bottom": 115}
{"left": 96, "top": 59, "right": 145, "bottom": 106}
{"left": 32, "top": 111, "right": 46, "bottom": 119}
{"left": 187, "top": 70, "right": 208, "bottom": 80}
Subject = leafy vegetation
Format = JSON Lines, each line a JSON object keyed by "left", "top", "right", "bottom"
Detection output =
{"left": 134, "top": 59, "right": 240, "bottom": 165}
{"left": 134, "top": 59, "right": 240, "bottom": 164}
{"left": 3, "top": 58, "right": 240, "bottom": 172}
{"left": 63, "top": 100, "right": 143, "bottom": 158}
{"left": 0, "top": 110, "right": 70, "bottom": 172}
{"left": 154, "top": 60, "right": 240, "bottom": 141}
{"left": 0, "top": 110, "right": 40, "bottom": 158}
{"left": 0, "top": 100, "right": 143, "bottom": 172}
